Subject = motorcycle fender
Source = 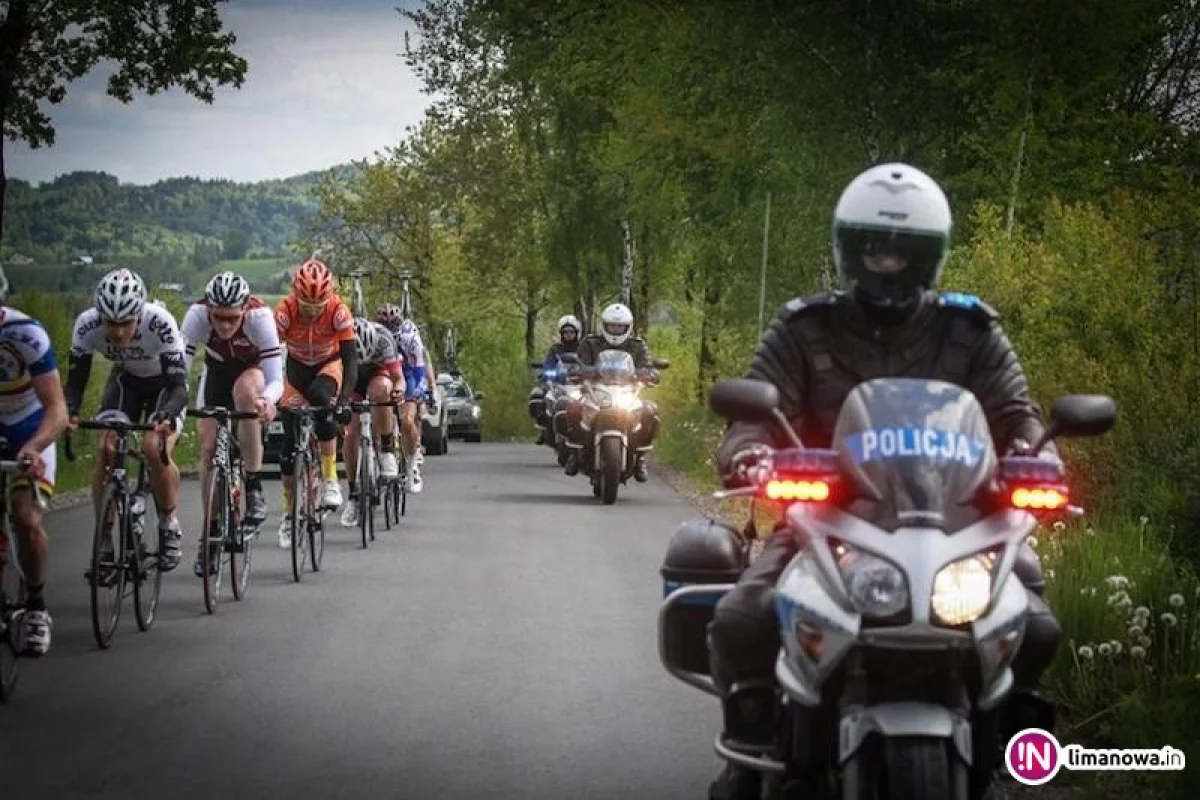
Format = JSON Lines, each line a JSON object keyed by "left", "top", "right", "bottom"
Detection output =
{"left": 839, "top": 702, "right": 972, "bottom": 766}
{"left": 595, "top": 430, "right": 627, "bottom": 469}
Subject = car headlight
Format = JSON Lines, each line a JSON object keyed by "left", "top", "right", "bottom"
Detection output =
{"left": 838, "top": 548, "right": 909, "bottom": 617}
{"left": 931, "top": 555, "right": 994, "bottom": 625}
{"left": 469, "top": 405, "right": 480, "bottom": 418}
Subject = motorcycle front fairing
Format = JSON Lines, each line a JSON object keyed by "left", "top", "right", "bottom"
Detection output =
{"left": 769, "top": 379, "right": 1038, "bottom": 768}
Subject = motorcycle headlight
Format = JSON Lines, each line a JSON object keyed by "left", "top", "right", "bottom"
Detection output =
{"left": 838, "top": 548, "right": 909, "bottom": 618}
{"left": 613, "top": 389, "right": 641, "bottom": 411}
{"left": 931, "top": 555, "right": 994, "bottom": 626}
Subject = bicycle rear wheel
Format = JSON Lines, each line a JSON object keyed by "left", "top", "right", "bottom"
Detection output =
{"left": 90, "top": 486, "right": 126, "bottom": 649}
{"left": 202, "top": 468, "right": 227, "bottom": 614}
{"left": 290, "top": 462, "right": 309, "bottom": 583}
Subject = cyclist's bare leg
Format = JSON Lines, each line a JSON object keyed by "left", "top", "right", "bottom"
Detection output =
{"left": 10, "top": 489, "right": 48, "bottom": 593}
{"left": 342, "top": 412, "right": 362, "bottom": 488}
{"left": 196, "top": 416, "right": 218, "bottom": 523}
{"left": 400, "top": 401, "right": 420, "bottom": 457}
{"left": 368, "top": 376, "right": 393, "bottom": 446}
{"left": 144, "top": 427, "right": 181, "bottom": 516}
{"left": 233, "top": 368, "right": 266, "bottom": 472}
{"left": 92, "top": 430, "right": 120, "bottom": 518}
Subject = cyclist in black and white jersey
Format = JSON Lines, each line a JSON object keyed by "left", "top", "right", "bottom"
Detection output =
{"left": 64, "top": 269, "right": 190, "bottom": 572}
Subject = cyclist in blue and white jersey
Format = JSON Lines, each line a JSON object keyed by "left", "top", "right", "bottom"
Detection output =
{"left": 0, "top": 267, "right": 70, "bottom": 655}
{"left": 375, "top": 305, "right": 437, "bottom": 492}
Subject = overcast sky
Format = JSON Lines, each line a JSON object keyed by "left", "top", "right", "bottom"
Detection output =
{"left": 7, "top": 0, "right": 433, "bottom": 186}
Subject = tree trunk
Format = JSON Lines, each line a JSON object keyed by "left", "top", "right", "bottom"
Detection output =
{"left": 635, "top": 221, "right": 651, "bottom": 333}
{"left": 696, "top": 271, "right": 721, "bottom": 404}
{"left": 524, "top": 290, "right": 538, "bottom": 363}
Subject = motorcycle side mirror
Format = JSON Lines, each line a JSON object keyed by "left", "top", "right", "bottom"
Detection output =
{"left": 709, "top": 378, "right": 805, "bottom": 449}
{"left": 709, "top": 379, "right": 779, "bottom": 422}
{"left": 559, "top": 353, "right": 581, "bottom": 364}
{"left": 1030, "top": 394, "right": 1117, "bottom": 453}
{"left": 652, "top": 358, "right": 671, "bottom": 370}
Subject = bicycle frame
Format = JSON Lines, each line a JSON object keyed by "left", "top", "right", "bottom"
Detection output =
{"left": 280, "top": 406, "right": 329, "bottom": 581}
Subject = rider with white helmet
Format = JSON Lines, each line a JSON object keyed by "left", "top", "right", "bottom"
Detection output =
{"left": 528, "top": 314, "right": 584, "bottom": 440}
{"left": 180, "top": 271, "right": 283, "bottom": 576}
{"left": 339, "top": 317, "right": 404, "bottom": 528}
{"left": 564, "top": 302, "right": 662, "bottom": 482}
{"left": 65, "top": 268, "right": 190, "bottom": 572}
{"left": 705, "top": 163, "right": 1063, "bottom": 800}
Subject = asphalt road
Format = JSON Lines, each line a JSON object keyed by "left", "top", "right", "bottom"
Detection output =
{"left": 5, "top": 443, "right": 723, "bottom": 800}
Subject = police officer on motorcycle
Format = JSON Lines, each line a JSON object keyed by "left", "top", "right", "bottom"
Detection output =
{"left": 529, "top": 315, "right": 583, "bottom": 443}
{"left": 707, "top": 163, "right": 1063, "bottom": 800}
{"left": 562, "top": 302, "right": 661, "bottom": 482}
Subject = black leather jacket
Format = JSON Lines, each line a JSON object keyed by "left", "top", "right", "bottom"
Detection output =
{"left": 542, "top": 339, "right": 580, "bottom": 371}
{"left": 576, "top": 333, "right": 652, "bottom": 369}
{"left": 716, "top": 290, "right": 1053, "bottom": 480}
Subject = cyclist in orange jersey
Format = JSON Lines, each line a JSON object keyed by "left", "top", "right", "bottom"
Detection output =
{"left": 273, "top": 258, "right": 358, "bottom": 549}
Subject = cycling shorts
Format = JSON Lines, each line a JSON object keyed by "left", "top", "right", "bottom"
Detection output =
{"left": 100, "top": 369, "right": 184, "bottom": 433}
{"left": 281, "top": 357, "right": 343, "bottom": 409}
{"left": 0, "top": 407, "right": 55, "bottom": 497}
{"left": 402, "top": 365, "right": 426, "bottom": 402}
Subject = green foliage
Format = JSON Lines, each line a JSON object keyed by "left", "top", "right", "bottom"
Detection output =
{"left": 1, "top": 169, "right": 335, "bottom": 281}
{"left": 1040, "top": 515, "right": 1200, "bottom": 798}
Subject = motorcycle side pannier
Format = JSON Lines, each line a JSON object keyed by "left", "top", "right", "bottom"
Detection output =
{"left": 659, "top": 518, "right": 746, "bottom": 676}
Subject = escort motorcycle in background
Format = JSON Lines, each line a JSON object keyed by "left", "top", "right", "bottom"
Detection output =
{"left": 658, "top": 376, "right": 1116, "bottom": 799}
{"left": 563, "top": 349, "right": 667, "bottom": 505}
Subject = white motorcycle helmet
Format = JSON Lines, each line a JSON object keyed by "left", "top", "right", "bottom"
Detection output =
{"left": 557, "top": 314, "right": 581, "bottom": 337}
{"left": 599, "top": 303, "right": 633, "bottom": 346}
{"left": 832, "top": 163, "right": 951, "bottom": 310}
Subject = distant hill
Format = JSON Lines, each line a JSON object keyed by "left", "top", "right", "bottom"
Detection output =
{"left": 0, "top": 165, "right": 356, "bottom": 293}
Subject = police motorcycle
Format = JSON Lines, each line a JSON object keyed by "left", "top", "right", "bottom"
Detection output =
{"left": 527, "top": 354, "right": 577, "bottom": 454}
{"left": 563, "top": 350, "right": 667, "bottom": 505}
{"left": 658, "top": 376, "right": 1116, "bottom": 799}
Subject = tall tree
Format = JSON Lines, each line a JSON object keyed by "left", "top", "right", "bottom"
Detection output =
{"left": 0, "top": 0, "right": 248, "bottom": 244}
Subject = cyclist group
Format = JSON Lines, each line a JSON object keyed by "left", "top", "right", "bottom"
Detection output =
{"left": 0, "top": 257, "right": 437, "bottom": 657}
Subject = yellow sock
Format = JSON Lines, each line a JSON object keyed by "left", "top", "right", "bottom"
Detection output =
{"left": 282, "top": 482, "right": 294, "bottom": 515}
{"left": 321, "top": 454, "right": 338, "bottom": 481}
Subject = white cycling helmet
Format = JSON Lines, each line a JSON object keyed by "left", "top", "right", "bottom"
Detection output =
{"left": 353, "top": 316, "right": 378, "bottom": 361}
{"left": 599, "top": 303, "right": 633, "bottom": 346}
{"left": 557, "top": 314, "right": 581, "bottom": 336}
{"left": 832, "top": 162, "right": 952, "bottom": 309}
{"left": 205, "top": 271, "right": 251, "bottom": 308}
{"left": 94, "top": 268, "right": 148, "bottom": 322}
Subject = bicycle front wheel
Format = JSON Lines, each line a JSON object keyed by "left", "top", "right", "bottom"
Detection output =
{"left": 90, "top": 486, "right": 126, "bottom": 649}
{"left": 202, "top": 468, "right": 227, "bottom": 614}
{"left": 230, "top": 465, "right": 252, "bottom": 600}
{"left": 308, "top": 457, "right": 324, "bottom": 572}
{"left": 132, "top": 500, "right": 162, "bottom": 632}
{"left": 358, "top": 450, "right": 372, "bottom": 549}
{"left": 0, "top": 569, "right": 22, "bottom": 702}
{"left": 290, "top": 463, "right": 309, "bottom": 583}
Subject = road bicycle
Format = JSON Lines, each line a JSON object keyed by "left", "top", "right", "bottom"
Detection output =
{"left": 279, "top": 406, "right": 331, "bottom": 582}
{"left": 67, "top": 411, "right": 169, "bottom": 649}
{"left": 187, "top": 406, "right": 260, "bottom": 613}
{"left": 348, "top": 400, "right": 399, "bottom": 549}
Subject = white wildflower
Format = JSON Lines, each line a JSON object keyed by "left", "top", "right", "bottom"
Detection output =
{"left": 1046, "top": 569, "right": 1056, "bottom": 581}
{"left": 1108, "top": 591, "right": 1131, "bottom": 607}
{"left": 1098, "top": 643, "right": 1113, "bottom": 656}
{"left": 1110, "top": 640, "right": 1123, "bottom": 655}
{"left": 1078, "top": 645, "right": 1095, "bottom": 660}
{"left": 1169, "top": 593, "right": 1185, "bottom": 608}
{"left": 1129, "top": 625, "right": 1145, "bottom": 639}
{"left": 1131, "top": 646, "right": 1146, "bottom": 659}
{"left": 1053, "top": 521, "right": 1066, "bottom": 533}
{"left": 1027, "top": 536, "right": 1039, "bottom": 550}
{"left": 1161, "top": 613, "right": 1178, "bottom": 627}
{"left": 1138, "top": 635, "right": 1152, "bottom": 648}
{"left": 1106, "top": 575, "right": 1130, "bottom": 590}
{"left": 1133, "top": 606, "right": 1151, "bottom": 622}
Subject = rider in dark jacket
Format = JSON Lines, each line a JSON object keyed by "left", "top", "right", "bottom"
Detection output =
{"left": 562, "top": 302, "right": 660, "bottom": 481}
{"left": 707, "top": 163, "right": 1063, "bottom": 800}
{"left": 529, "top": 315, "right": 583, "bottom": 441}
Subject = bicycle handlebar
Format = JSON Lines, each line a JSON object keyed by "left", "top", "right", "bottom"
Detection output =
{"left": 0, "top": 456, "right": 48, "bottom": 511}
{"left": 65, "top": 419, "right": 170, "bottom": 467}
{"left": 187, "top": 407, "right": 261, "bottom": 422}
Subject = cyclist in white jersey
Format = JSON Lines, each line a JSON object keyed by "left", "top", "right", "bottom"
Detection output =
{"left": 65, "top": 269, "right": 190, "bottom": 572}
{"left": 181, "top": 272, "right": 283, "bottom": 576}
{"left": 0, "top": 267, "right": 69, "bottom": 656}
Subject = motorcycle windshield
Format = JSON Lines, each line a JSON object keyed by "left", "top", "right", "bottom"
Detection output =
{"left": 596, "top": 350, "right": 637, "bottom": 383}
{"left": 833, "top": 378, "right": 998, "bottom": 532}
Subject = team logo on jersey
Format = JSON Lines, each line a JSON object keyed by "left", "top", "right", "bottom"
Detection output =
{"left": 0, "top": 342, "right": 27, "bottom": 383}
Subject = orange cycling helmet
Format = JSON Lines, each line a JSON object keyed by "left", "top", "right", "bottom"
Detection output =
{"left": 293, "top": 258, "right": 334, "bottom": 303}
